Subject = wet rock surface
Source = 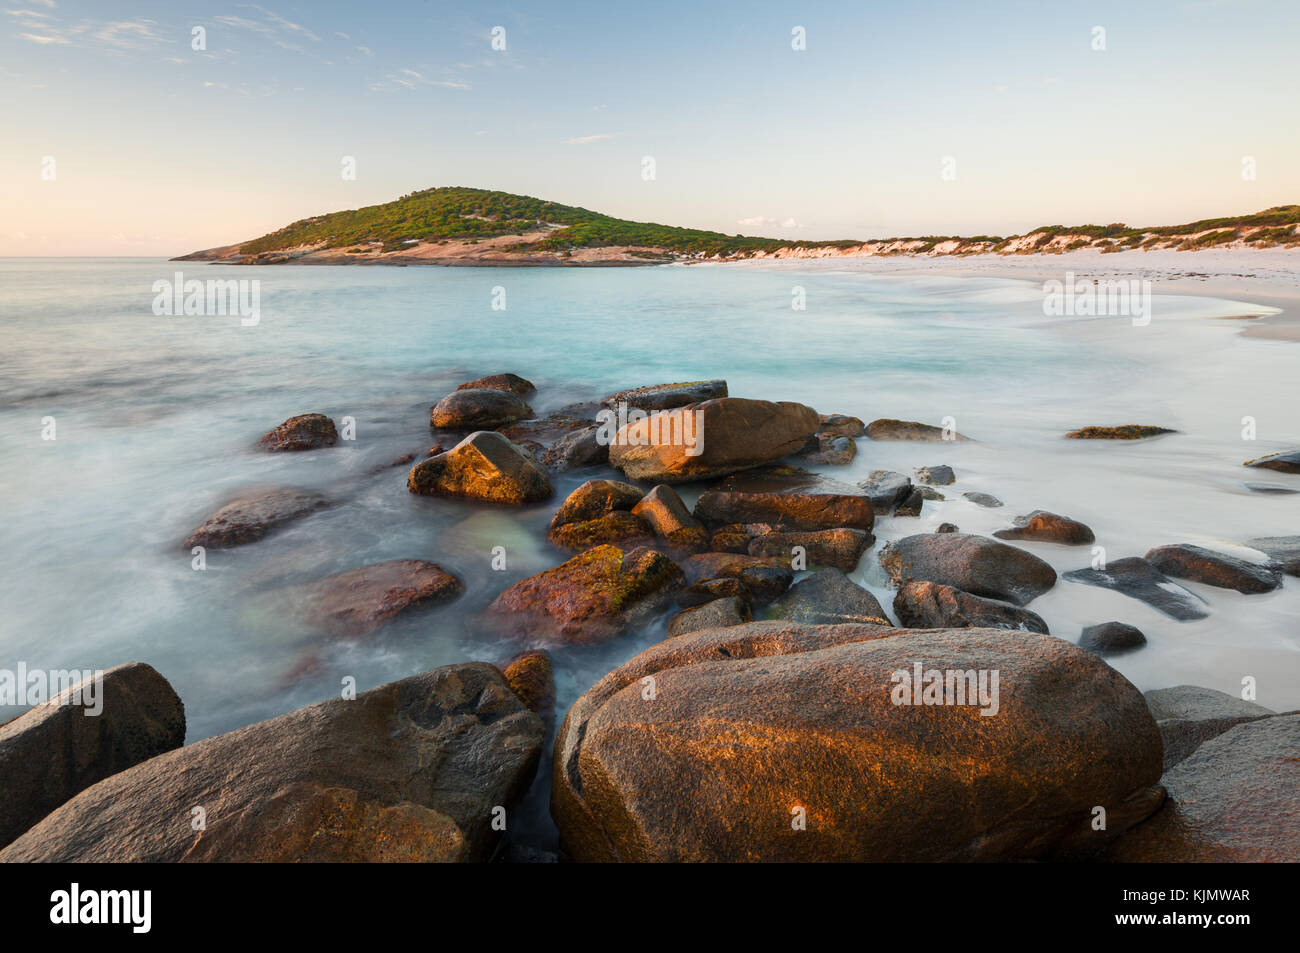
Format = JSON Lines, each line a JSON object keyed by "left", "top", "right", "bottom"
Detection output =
{"left": 602, "top": 379, "right": 727, "bottom": 412}
{"left": 1143, "top": 685, "right": 1276, "bottom": 769}
{"left": 430, "top": 388, "right": 533, "bottom": 430}
{"left": 893, "top": 580, "right": 1049, "bottom": 633}
{"left": 1242, "top": 449, "right": 1300, "bottom": 474}
{"left": 184, "top": 486, "right": 331, "bottom": 549}
{"left": 456, "top": 373, "right": 536, "bottom": 396}
{"left": 747, "top": 527, "right": 874, "bottom": 572}
{"left": 408, "top": 431, "right": 553, "bottom": 504}
{"left": 765, "top": 568, "right": 890, "bottom": 626}
{"left": 879, "top": 533, "right": 1057, "bottom": 606}
{"left": 865, "top": 418, "right": 969, "bottom": 442}
{"left": 994, "top": 510, "right": 1096, "bottom": 546}
{"left": 1144, "top": 543, "right": 1280, "bottom": 593}
{"left": 259, "top": 413, "right": 338, "bottom": 452}
{"left": 1062, "top": 557, "right": 1210, "bottom": 621}
{"left": 1064, "top": 425, "right": 1177, "bottom": 440}
{"left": 293, "top": 560, "right": 464, "bottom": 637}
{"left": 667, "top": 596, "right": 752, "bottom": 636}
{"left": 1078, "top": 621, "right": 1146, "bottom": 656}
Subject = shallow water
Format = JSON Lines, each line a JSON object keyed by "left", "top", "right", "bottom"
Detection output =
{"left": 2, "top": 258, "right": 1298, "bottom": 847}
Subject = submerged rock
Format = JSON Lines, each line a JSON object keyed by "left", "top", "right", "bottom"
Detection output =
{"left": 1062, "top": 557, "right": 1209, "bottom": 621}
{"left": 294, "top": 560, "right": 464, "bottom": 637}
{"left": 865, "top": 418, "right": 970, "bottom": 442}
{"left": 1143, "top": 685, "right": 1276, "bottom": 769}
{"left": 602, "top": 379, "right": 727, "bottom": 412}
{"left": 879, "top": 533, "right": 1057, "bottom": 606}
{"left": 1078, "top": 621, "right": 1146, "bottom": 656}
{"left": 0, "top": 662, "right": 186, "bottom": 851}
{"left": 183, "top": 486, "right": 331, "bottom": 549}
{"left": 894, "top": 487, "right": 925, "bottom": 517}
{"left": 1242, "top": 449, "right": 1300, "bottom": 474}
{"left": 994, "top": 510, "right": 1096, "bottom": 546}
{"left": 915, "top": 465, "right": 955, "bottom": 486}
{"left": 1064, "top": 425, "right": 1177, "bottom": 440}
{"left": 747, "top": 528, "right": 874, "bottom": 572}
{"left": 1245, "top": 535, "right": 1300, "bottom": 576}
{"left": 430, "top": 388, "right": 533, "bottom": 430}
{"left": 765, "top": 568, "right": 891, "bottom": 626}
{"left": 667, "top": 596, "right": 752, "bottom": 637}
{"left": 609, "top": 397, "right": 819, "bottom": 484}
{"left": 259, "top": 413, "right": 338, "bottom": 452}
{"left": 1106, "top": 714, "right": 1300, "bottom": 862}
{"left": 1144, "top": 543, "right": 1280, "bottom": 593}
{"left": 552, "top": 622, "right": 1163, "bottom": 861}
{"left": 0, "top": 663, "right": 543, "bottom": 862}
{"left": 483, "top": 544, "right": 685, "bottom": 646}
{"left": 408, "top": 431, "right": 552, "bottom": 504}
{"left": 456, "top": 373, "right": 536, "bottom": 396}
{"left": 893, "top": 581, "right": 1049, "bottom": 633}
{"left": 962, "top": 491, "right": 1003, "bottom": 508}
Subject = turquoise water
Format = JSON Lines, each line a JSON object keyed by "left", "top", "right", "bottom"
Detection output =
{"left": 3, "top": 258, "right": 1299, "bottom": 846}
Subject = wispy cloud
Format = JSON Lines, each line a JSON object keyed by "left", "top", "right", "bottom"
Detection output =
{"left": 566, "top": 132, "right": 617, "bottom": 144}
{"left": 95, "top": 19, "right": 166, "bottom": 49}
{"left": 16, "top": 31, "right": 66, "bottom": 43}
{"left": 371, "top": 68, "right": 470, "bottom": 91}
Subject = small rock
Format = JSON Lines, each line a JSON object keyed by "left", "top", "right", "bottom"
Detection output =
{"left": 865, "top": 418, "right": 970, "bottom": 442}
{"left": 667, "top": 597, "right": 752, "bottom": 637}
{"left": 602, "top": 379, "right": 727, "bottom": 412}
{"left": 539, "top": 425, "right": 608, "bottom": 470}
{"left": 1144, "top": 685, "right": 1276, "bottom": 769}
{"left": 1144, "top": 543, "right": 1280, "bottom": 594}
{"left": 915, "top": 465, "right": 955, "bottom": 486}
{"left": 502, "top": 651, "right": 555, "bottom": 723}
{"left": 681, "top": 553, "right": 793, "bottom": 605}
{"left": 183, "top": 486, "right": 331, "bottom": 550}
{"left": 857, "top": 470, "right": 913, "bottom": 513}
{"left": 708, "top": 524, "right": 751, "bottom": 553}
{"left": 295, "top": 560, "right": 464, "bottom": 637}
{"left": 818, "top": 414, "right": 866, "bottom": 438}
{"left": 550, "top": 480, "right": 644, "bottom": 529}
{"left": 795, "top": 433, "right": 857, "bottom": 466}
{"left": 408, "top": 431, "right": 553, "bottom": 504}
{"left": 1062, "top": 557, "right": 1209, "bottom": 621}
{"left": 426, "top": 442, "right": 445, "bottom": 457}
{"left": 1078, "top": 621, "right": 1146, "bottom": 656}
{"left": 936, "top": 523, "right": 959, "bottom": 533}
{"left": 894, "top": 487, "right": 924, "bottom": 517}
{"left": 632, "top": 485, "right": 710, "bottom": 553}
{"left": 1242, "top": 449, "right": 1300, "bottom": 474}
{"left": 259, "top": 413, "right": 338, "bottom": 452}
{"left": 994, "top": 510, "right": 1096, "bottom": 545}
{"left": 547, "top": 511, "right": 653, "bottom": 552}
{"left": 430, "top": 388, "right": 533, "bottom": 430}
{"left": 747, "top": 528, "right": 874, "bottom": 572}
{"left": 1243, "top": 482, "right": 1299, "bottom": 494}
{"left": 879, "top": 533, "right": 1057, "bottom": 606}
{"left": 962, "top": 491, "right": 1003, "bottom": 508}
{"left": 1064, "top": 425, "right": 1177, "bottom": 440}
{"left": 456, "top": 373, "right": 536, "bottom": 396}
{"left": 916, "top": 486, "right": 945, "bottom": 501}
{"left": 676, "top": 578, "right": 749, "bottom": 609}
{"left": 765, "top": 568, "right": 890, "bottom": 626}
{"left": 893, "top": 581, "right": 1049, "bottom": 633}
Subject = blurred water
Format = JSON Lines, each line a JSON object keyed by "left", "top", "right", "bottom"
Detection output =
{"left": 1, "top": 258, "right": 1297, "bottom": 846}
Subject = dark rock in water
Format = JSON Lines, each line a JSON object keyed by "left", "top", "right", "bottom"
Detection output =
{"left": 1144, "top": 543, "right": 1280, "bottom": 593}
{"left": 632, "top": 485, "right": 709, "bottom": 553}
{"left": 431, "top": 388, "right": 533, "bottom": 430}
{"left": 962, "top": 491, "right": 1003, "bottom": 508}
{"left": 1243, "top": 482, "right": 1300, "bottom": 494}
{"left": 667, "top": 597, "right": 752, "bottom": 637}
{"left": 794, "top": 432, "right": 857, "bottom": 466}
{"left": 547, "top": 511, "right": 653, "bottom": 551}
{"left": 894, "top": 581, "right": 1049, "bottom": 633}
{"left": 765, "top": 568, "right": 890, "bottom": 626}
{"left": 994, "top": 510, "right": 1096, "bottom": 546}
{"left": 295, "top": 560, "right": 464, "bottom": 637}
{"left": 676, "top": 577, "right": 749, "bottom": 608}
{"left": 1242, "top": 449, "right": 1300, "bottom": 474}
{"left": 680, "top": 553, "right": 793, "bottom": 605}
{"left": 602, "top": 379, "right": 727, "bottom": 412}
{"left": 500, "top": 404, "right": 598, "bottom": 445}
{"left": 1106, "top": 714, "right": 1300, "bottom": 862}
{"left": 865, "top": 418, "right": 970, "bottom": 442}
{"left": 1245, "top": 535, "right": 1300, "bottom": 576}
{"left": 502, "top": 651, "right": 555, "bottom": 726}
{"left": 539, "top": 425, "right": 608, "bottom": 470}
{"left": 936, "top": 523, "right": 959, "bottom": 533}
{"left": 408, "top": 431, "right": 552, "bottom": 504}
{"left": 550, "top": 479, "right": 643, "bottom": 529}
{"left": 1062, "top": 557, "right": 1209, "bottom": 621}
{"left": 0, "top": 663, "right": 543, "bottom": 862}
{"left": 610, "top": 397, "right": 818, "bottom": 484}
{"left": 426, "top": 442, "right": 445, "bottom": 457}
{"left": 456, "top": 373, "right": 535, "bottom": 397}
{"left": 1064, "top": 425, "right": 1177, "bottom": 440}
{"left": 708, "top": 524, "right": 751, "bottom": 553}
{"left": 0, "top": 662, "right": 185, "bottom": 851}
{"left": 818, "top": 414, "right": 866, "bottom": 438}
{"left": 695, "top": 483, "right": 875, "bottom": 532}
{"left": 915, "top": 465, "right": 955, "bottom": 486}
{"left": 894, "top": 487, "right": 925, "bottom": 517}
{"left": 1078, "top": 621, "right": 1146, "bottom": 656}
{"left": 483, "top": 545, "right": 685, "bottom": 646}
{"left": 259, "top": 413, "right": 338, "bottom": 452}
{"left": 916, "top": 486, "right": 945, "bottom": 501}
{"left": 857, "top": 470, "right": 913, "bottom": 513}
{"left": 184, "top": 486, "right": 331, "bottom": 550}
{"left": 552, "top": 622, "right": 1163, "bottom": 861}
{"left": 880, "top": 533, "right": 1057, "bottom": 607}
{"left": 747, "top": 528, "right": 874, "bottom": 572}
{"left": 1143, "top": 685, "right": 1276, "bottom": 769}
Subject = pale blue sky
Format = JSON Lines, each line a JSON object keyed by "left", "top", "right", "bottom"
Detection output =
{"left": 3, "top": 0, "right": 1298, "bottom": 255}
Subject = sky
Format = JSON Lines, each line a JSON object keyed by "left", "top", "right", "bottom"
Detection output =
{"left": 2, "top": 0, "right": 1299, "bottom": 256}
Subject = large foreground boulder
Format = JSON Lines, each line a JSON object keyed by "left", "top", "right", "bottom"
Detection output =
{"left": 408, "top": 431, "right": 552, "bottom": 504}
{"left": 0, "top": 663, "right": 185, "bottom": 850}
{"left": 552, "top": 622, "right": 1163, "bottom": 861}
{"left": 1107, "top": 714, "right": 1300, "bottom": 862}
{"left": 0, "top": 663, "right": 543, "bottom": 862}
{"left": 183, "top": 486, "right": 331, "bottom": 549}
{"left": 482, "top": 545, "right": 685, "bottom": 646}
{"left": 608, "top": 397, "right": 818, "bottom": 484}
{"left": 879, "top": 533, "right": 1057, "bottom": 606}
